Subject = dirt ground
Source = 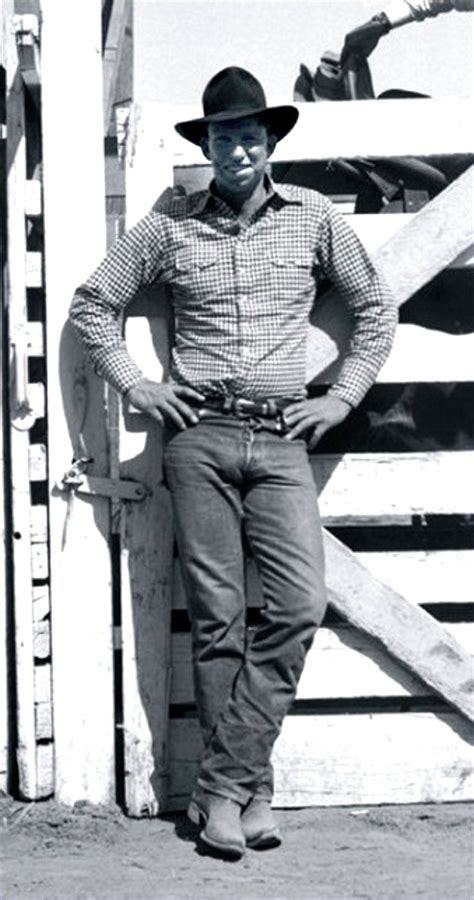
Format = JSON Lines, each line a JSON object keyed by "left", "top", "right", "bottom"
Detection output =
{"left": 0, "top": 796, "right": 472, "bottom": 900}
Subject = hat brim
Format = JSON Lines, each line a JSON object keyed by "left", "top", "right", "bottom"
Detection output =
{"left": 175, "top": 105, "right": 299, "bottom": 145}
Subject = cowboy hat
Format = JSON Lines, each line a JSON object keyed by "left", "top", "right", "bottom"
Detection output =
{"left": 175, "top": 67, "right": 299, "bottom": 145}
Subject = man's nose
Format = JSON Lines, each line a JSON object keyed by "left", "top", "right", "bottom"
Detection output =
{"left": 230, "top": 142, "right": 247, "bottom": 160}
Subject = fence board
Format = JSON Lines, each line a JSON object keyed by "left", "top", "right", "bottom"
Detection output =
{"left": 41, "top": 0, "right": 115, "bottom": 805}
{"left": 172, "top": 98, "right": 474, "bottom": 164}
{"left": 120, "top": 301, "right": 175, "bottom": 815}
{"left": 312, "top": 451, "right": 474, "bottom": 523}
{"left": 167, "top": 712, "right": 473, "bottom": 809}
{"left": 324, "top": 533, "right": 474, "bottom": 722}
{"left": 173, "top": 549, "right": 474, "bottom": 612}
{"left": 170, "top": 623, "right": 472, "bottom": 706}
{"left": 356, "top": 550, "right": 474, "bottom": 607}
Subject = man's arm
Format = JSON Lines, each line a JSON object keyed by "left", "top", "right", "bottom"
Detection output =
{"left": 69, "top": 212, "right": 204, "bottom": 427}
{"left": 284, "top": 198, "right": 397, "bottom": 448}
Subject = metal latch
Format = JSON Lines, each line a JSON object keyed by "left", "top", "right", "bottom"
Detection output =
{"left": 55, "top": 457, "right": 148, "bottom": 502}
{"left": 56, "top": 458, "right": 148, "bottom": 549}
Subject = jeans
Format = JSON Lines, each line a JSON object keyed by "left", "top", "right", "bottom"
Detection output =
{"left": 163, "top": 414, "right": 327, "bottom": 806}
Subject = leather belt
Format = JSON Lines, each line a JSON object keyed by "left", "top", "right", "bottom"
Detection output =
{"left": 197, "top": 395, "right": 294, "bottom": 419}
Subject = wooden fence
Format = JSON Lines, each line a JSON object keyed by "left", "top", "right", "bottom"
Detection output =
{"left": 1, "top": 1, "right": 473, "bottom": 813}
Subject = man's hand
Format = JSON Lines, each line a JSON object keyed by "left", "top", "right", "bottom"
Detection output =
{"left": 125, "top": 378, "right": 205, "bottom": 429}
{"left": 283, "top": 395, "right": 352, "bottom": 450}
{"left": 340, "top": 15, "right": 390, "bottom": 68}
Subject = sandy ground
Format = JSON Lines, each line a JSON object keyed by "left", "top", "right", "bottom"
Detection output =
{"left": 1, "top": 796, "right": 473, "bottom": 900}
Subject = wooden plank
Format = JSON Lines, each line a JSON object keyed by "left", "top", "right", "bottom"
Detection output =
{"left": 307, "top": 166, "right": 474, "bottom": 384}
{"left": 4, "top": 0, "right": 38, "bottom": 799}
{"left": 167, "top": 712, "right": 473, "bottom": 809}
{"left": 356, "top": 550, "right": 474, "bottom": 608}
{"left": 36, "top": 743, "right": 53, "bottom": 797}
{"left": 312, "top": 451, "right": 474, "bottom": 522}
{"left": 174, "top": 547, "right": 474, "bottom": 612}
{"left": 120, "top": 301, "right": 175, "bottom": 815}
{"left": 170, "top": 624, "right": 473, "bottom": 706}
{"left": 377, "top": 326, "right": 474, "bottom": 383}
{"left": 41, "top": 0, "right": 115, "bottom": 805}
{"left": 172, "top": 98, "right": 474, "bottom": 164}
{"left": 324, "top": 532, "right": 474, "bottom": 722}
{"left": 349, "top": 213, "right": 473, "bottom": 268}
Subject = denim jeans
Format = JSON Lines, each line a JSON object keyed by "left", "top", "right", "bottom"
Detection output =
{"left": 163, "top": 414, "right": 327, "bottom": 806}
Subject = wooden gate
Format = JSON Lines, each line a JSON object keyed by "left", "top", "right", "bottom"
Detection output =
{"left": 1, "top": 1, "right": 473, "bottom": 813}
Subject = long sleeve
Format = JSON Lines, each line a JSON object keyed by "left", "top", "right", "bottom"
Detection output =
{"left": 69, "top": 212, "right": 164, "bottom": 395}
{"left": 316, "top": 199, "right": 398, "bottom": 407}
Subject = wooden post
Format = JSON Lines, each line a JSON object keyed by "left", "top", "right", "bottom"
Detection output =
{"left": 119, "top": 105, "right": 176, "bottom": 816}
{"left": 41, "top": 0, "right": 115, "bottom": 805}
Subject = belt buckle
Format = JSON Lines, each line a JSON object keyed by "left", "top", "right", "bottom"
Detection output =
{"left": 232, "top": 397, "right": 253, "bottom": 418}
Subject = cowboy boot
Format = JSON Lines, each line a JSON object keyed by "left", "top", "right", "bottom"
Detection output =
{"left": 188, "top": 790, "right": 245, "bottom": 859}
{"left": 241, "top": 798, "right": 282, "bottom": 849}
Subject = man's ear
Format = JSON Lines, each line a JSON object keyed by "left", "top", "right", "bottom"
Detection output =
{"left": 267, "top": 133, "right": 278, "bottom": 157}
{"left": 200, "top": 136, "right": 211, "bottom": 160}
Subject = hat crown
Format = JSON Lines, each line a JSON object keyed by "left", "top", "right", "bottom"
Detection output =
{"left": 202, "top": 67, "right": 267, "bottom": 118}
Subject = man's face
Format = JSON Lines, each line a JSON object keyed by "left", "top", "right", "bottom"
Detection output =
{"left": 202, "top": 117, "right": 276, "bottom": 200}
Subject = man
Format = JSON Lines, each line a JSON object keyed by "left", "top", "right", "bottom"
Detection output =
{"left": 70, "top": 66, "right": 397, "bottom": 859}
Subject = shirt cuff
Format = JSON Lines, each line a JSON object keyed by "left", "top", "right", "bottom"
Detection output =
{"left": 92, "top": 348, "right": 145, "bottom": 396}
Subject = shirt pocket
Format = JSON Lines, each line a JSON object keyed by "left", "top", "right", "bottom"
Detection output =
{"left": 269, "top": 252, "right": 315, "bottom": 295}
{"left": 171, "top": 249, "right": 219, "bottom": 305}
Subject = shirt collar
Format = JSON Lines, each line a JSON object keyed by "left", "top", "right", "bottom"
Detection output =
{"left": 189, "top": 174, "right": 302, "bottom": 216}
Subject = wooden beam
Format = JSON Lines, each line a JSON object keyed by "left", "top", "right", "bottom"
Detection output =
{"left": 306, "top": 166, "right": 474, "bottom": 383}
{"left": 322, "top": 530, "right": 474, "bottom": 723}
{"left": 41, "top": 0, "right": 115, "bottom": 806}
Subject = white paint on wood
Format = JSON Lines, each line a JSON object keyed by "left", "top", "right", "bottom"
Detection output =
{"left": 356, "top": 550, "right": 474, "bottom": 607}
{"left": 324, "top": 532, "right": 474, "bottom": 722}
{"left": 312, "top": 451, "right": 474, "bottom": 521}
{"left": 41, "top": 0, "right": 115, "bottom": 806}
{"left": 25, "top": 179, "right": 42, "bottom": 217}
{"left": 32, "top": 587, "right": 50, "bottom": 622}
{"left": 26, "top": 251, "right": 42, "bottom": 288}
{"left": 167, "top": 712, "right": 473, "bottom": 809}
{"left": 36, "top": 743, "right": 53, "bottom": 797}
{"left": 31, "top": 543, "right": 49, "bottom": 581}
{"left": 26, "top": 322, "right": 44, "bottom": 356}
{"left": 377, "top": 325, "right": 474, "bottom": 383}
{"left": 172, "top": 99, "right": 474, "bottom": 164}
{"left": 30, "top": 506, "right": 47, "bottom": 543}
{"left": 169, "top": 624, "right": 473, "bottom": 706}
{"left": 28, "top": 444, "right": 47, "bottom": 481}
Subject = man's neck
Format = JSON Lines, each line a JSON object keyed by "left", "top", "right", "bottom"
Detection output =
{"left": 213, "top": 177, "right": 269, "bottom": 222}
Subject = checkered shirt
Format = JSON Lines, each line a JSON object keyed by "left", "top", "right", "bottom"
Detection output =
{"left": 69, "top": 180, "right": 397, "bottom": 407}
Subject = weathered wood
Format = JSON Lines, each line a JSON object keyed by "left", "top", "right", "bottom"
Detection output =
{"left": 356, "top": 550, "right": 474, "bottom": 608}
{"left": 174, "top": 547, "right": 474, "bottom": 611}
{"left": 170, "top": 623, "right": 473, "bottom": 706}
{"left": 312, "top": 451, "right": 474, "bottom": 522}
{"left": 167, "top": 712, "right": 473, "bottom": 809}
{"left": 28, "top": 444, "right": 47, "bottom": 481}
{"left": 41, "top": 0, "right": 115, "bottom": 805}
{"left": 349, "top": 213, "right": 473, "bottom": 269}
{"left": 120, "top": 301, "right": 175, "bottom": 816}
{"left": 324, "top": 532, "right": 474, "bottom": 722}
{"left": 5, "top": 0, "right": 38, "bottom": 799}
{"left": 307, "top": 166, "right": 474, "bottom": 383}
{"left": 36, "top": 743, "right": 53, "bottom": 797}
